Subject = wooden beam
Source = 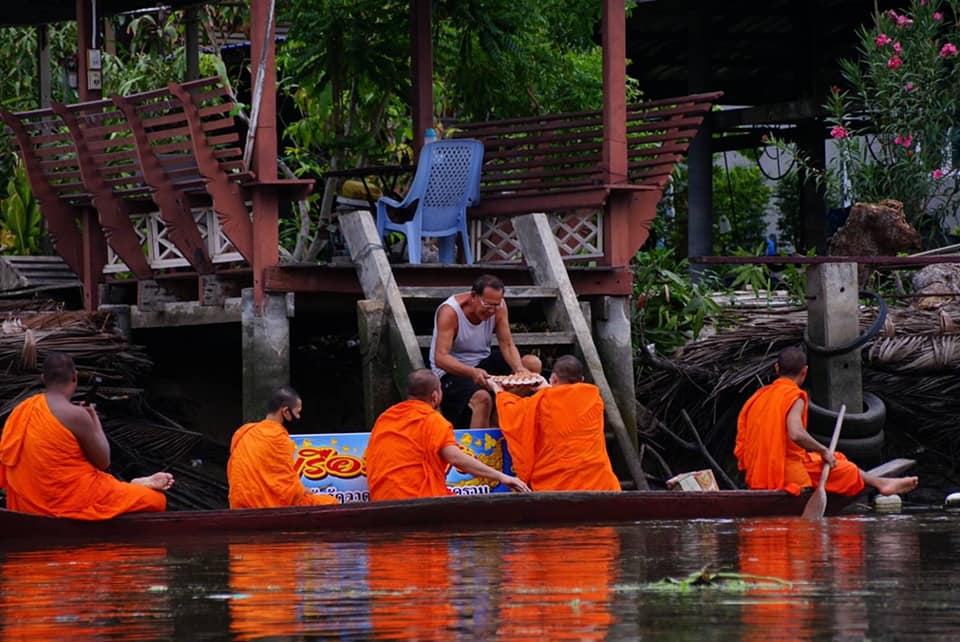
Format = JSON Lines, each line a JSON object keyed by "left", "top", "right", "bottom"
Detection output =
{"left": 338, "top": 210, "right": 424, "bottom": 392}
{"left": 513, "top": 212, "right": 649, "bottom": 490}
{"left": 712, "top": 99, "right": 823, "bottom": 130}
{"left": 264, "top": 264, "right": 636, "bottom": 296}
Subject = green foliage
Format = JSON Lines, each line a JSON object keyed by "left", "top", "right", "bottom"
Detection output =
{"left": 0, "top": 161, "right": 44, "bottom": 255}
{"left": 652, "top": 159, "right": 772, "bottom": 255}
{"left": 772, "top": 0, "right": 960, "bottom": 245}
{"left": 631, "top": 247, "right": 722, "bottom": 355}
{"left": 713, "top": 161, "right": 772, "bottom": 254}
{"left": 772, "top": 170, "right": 801, "bottom": 253}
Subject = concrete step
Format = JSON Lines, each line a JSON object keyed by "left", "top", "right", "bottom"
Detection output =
{"left": 398, "top": 285, "right": 558, "bottom": 301}
{"left": 416, "top": 330, "right": 575, "bottom": 348}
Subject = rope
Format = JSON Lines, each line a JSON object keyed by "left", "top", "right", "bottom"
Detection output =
{"left": 804, "top": 290, "right": 887, "bottom": 356}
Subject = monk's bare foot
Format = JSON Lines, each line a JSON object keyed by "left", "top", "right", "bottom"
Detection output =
{"left": 132, "top": 472, "right": 175, "bottom": 492}
{"left": 873, "top": 476, "right": 918, "bottom": 496}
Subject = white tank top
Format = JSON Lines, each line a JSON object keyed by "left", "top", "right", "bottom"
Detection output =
{"left": 429, "top": 295, "right": 495, "bottom": 377}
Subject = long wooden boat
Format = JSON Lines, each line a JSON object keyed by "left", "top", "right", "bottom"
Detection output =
{"left": 0, "top": 459, "right": 914, "bottom": 545}
{"left": 0, "top": 489, "right": 862, "bottom": 544}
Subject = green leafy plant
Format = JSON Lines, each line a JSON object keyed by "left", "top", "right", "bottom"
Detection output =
{"left": 0, "top": 160, "right": 44, "bottom": 255}
{"left": 631, "top": 247, "right": 722, "bottom": 355}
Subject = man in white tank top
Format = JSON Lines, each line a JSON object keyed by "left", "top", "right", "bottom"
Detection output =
{"left": 428, "top": 274, "right": 530, "bottom": 428}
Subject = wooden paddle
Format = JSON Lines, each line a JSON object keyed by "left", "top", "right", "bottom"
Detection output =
{"left": 802, "top": 404, "right": 846, "bottom": 520}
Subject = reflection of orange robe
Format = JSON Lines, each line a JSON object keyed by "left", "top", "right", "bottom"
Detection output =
{"left": 496, "top": 384, "right": 620, "bottom": 491}
{"left": 365, "top": 400, "right": 459, "bottom": 501}
{"left": 230, "top": 539, "right": 346, "bottom": 640}
{"left": 735, "top": 378, "right": 864, "bottom": 496}
{"left": 228, "top": 419, "right": 338, "bottom": 508}
{"left": 0, "top": 394, "right": 165, "bottom": 518}
{"left": 498, "top": 527, "right": 618, "bottom": 640}
{"left": 0, "top": 544, "right": 172, "bottom": 640}
{"left": 368, "top": 537, "right": 454, "bottom": 640}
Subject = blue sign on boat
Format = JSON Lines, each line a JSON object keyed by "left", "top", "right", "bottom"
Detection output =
{"left": 289, "top": 429, "right": 516, "bottom": 504}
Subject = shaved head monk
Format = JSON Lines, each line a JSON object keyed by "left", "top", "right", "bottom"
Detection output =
{"left": 365, "top": 369, "right": 531, "bottom": 501}
{"left": 0, "top": 352, "right": 173, "bottom": 519}
{"left": 228, "top": 386, "right": 339, "bottom": 508}
{"left": 490, "top": 355, "right": 621, "bottom": 492}
{"left": 735, "top": 346, "right": 918, "bottom": 497}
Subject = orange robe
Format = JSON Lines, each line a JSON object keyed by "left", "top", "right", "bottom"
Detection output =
{"left": 227, "top": 419, "right": 338, "bottom": 508}
{"left": 735, "top": 377, "right": 864, "bottom": 496}
{"left": 364, "top": 399, "right": 459, "bottom": 501}
{"left": 0, "top": 394, "right": 165, "bottom": 519}
{"left": 496, "top": 383, "right": 620, "bottom": 492}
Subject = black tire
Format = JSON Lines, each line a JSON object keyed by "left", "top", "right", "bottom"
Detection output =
{"left": 812, "top": 430, "right": 885, "bottom": 468}
{"left": 808, "top": 392, "right": 886, "bottom": 440}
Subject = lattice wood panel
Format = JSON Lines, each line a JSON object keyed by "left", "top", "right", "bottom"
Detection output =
{"left": 103, "top": 208, "right": 244, "bottom": 273}
{"left": 472, "top": 210, "right": 604, "bottom": 263}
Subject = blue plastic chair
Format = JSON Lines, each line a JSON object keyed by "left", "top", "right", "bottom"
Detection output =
{"left": 375, "top": 139, "right": 484, "bottom": 264}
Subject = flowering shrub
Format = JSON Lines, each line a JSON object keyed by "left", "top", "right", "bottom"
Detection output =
{"left": 781, "top": 0, "right": 960, "bottom": 244}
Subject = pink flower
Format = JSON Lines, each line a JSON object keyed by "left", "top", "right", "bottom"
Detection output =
{"left": 893, "top": 41, "right": 903, "bottom": 54}
{"left": 940, "top": 43, "right": 958, "bottom": 57}
{"left": 887, "top": 55, "right": 903, "bottom": 69}
{"left": 894, "top": 134, "right": 913, "bottom": 148}
{"left": 830, "top": 126, "right": 850, "bottom": 140}
{"left": 876, "top": 33, "right": 893, "bottom": 46}
{"left": 934, "top": 12, "right": 943, "bottom": 21}
{"left": 895, "top": 14, "right": 914, "bottom": 27}
{"left": 905, "top": 82, "right": 915, "bottom": 91}
{"left": 934, "top": 169, "right": 944, "bottom": 180}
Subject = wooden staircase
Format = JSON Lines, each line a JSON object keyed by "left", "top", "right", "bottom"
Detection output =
{"left": 338, "top": 209, "right": 648, "bottom": 490}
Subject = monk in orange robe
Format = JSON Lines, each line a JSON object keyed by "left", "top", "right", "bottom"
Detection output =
{"left": 228, "top": 386, "right": 339, "bottom": 508}
{"left": 735, "top": 346, "right": 918, "bottom": 497}
{"left": 0, "top": 352, "right": 172, "bottom": 519}
{"left": 491, "top": 355, "right": 621, "bottom": 492}
{"left": 365, "top": 369, "right": 531, "bottom": 501}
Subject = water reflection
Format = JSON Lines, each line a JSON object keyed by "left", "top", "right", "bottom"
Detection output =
{"left": 0, "top": 515, "right": 956, "bottom": 640}
{"left": 0, "top": 544, "right": 171, "bottom": 640}
{"left": 496, "top": 527, "right": 619, "bottom": 641}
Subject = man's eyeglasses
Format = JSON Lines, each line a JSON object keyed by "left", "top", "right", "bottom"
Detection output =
{"left": 478, "top": 298, "right": 502, "bottom": 310}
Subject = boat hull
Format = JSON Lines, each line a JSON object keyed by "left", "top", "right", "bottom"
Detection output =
{"left": 1, "top": 489, "right": 857, "bottom": 544}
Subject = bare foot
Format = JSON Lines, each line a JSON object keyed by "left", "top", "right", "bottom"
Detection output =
{"left": 132, "top": 472, "right": 175, "bottom": 492}
{"left": 873, "top": 476, "right": 919, "bottom": 496}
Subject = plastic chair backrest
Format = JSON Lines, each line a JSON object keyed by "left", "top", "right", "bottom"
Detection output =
{"left": 408, "top": 139, "right": 484, "bottom": 233}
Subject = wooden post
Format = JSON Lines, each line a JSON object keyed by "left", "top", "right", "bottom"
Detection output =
{"left": 75, "top": 0, "right": 101, "bottom": 102}
{"left": 358, "top": 299, "right": 400, "bottom": 429}
{"left": 249, "top": 0, "right": 279, "bottom": 310}
{"left": 80, "top": 206, "right": 106, "bottom": 311}
{"left": 411, "top": 0, "right": 434, "bottom": 156}
{"left": 185, "top": 6, "right": 201, "bottom": 81}
{"left": 806, "top": 263, "right": 863, "bottom": 412}
{"left": 600, "top": 0, "right": 630, "bottom": 267}
{"left": 338, "top": 210, "right": 424, "bottom": 394}
{"left": 38, "top": 25, "right": 51, "bottom": 107}
{"left": 686, "top": 0, "right": 712, "bottom": 273}
{"left": 514, "top": 212, "right": 649, "bottom": 490}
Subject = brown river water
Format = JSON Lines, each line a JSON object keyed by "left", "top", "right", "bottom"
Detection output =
{"left": 1, "top": 512, "right": 959, "bottom": 640}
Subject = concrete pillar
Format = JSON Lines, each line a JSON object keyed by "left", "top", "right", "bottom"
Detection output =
{"left": 99, "top": 304, "right": 131, "bottom": 341}
{"left": 242, "top": 288, "right": 292, "bottom": 422}
{"left": 358, "top": 299, "right": 400, "bottom": 429}
{"left": 593, "top": 296, "right": 638, "bottom": 446}
{"left": 806, "top": 263, "right": 863, "bottom": 411}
